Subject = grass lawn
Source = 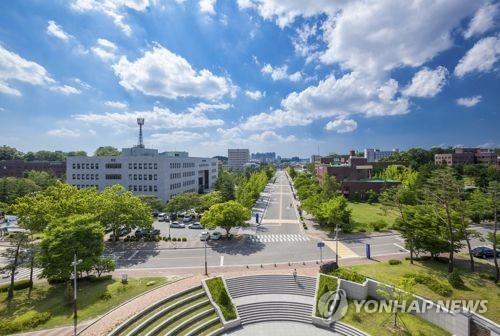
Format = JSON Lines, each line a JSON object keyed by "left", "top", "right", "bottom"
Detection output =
{"left": 0, "top": 276, "right": 171, "bottom": 334}
{"left": 342, "top": 300, "right": 451, "bottom": 336}
{"left": 205, "top": 277, "right": 237, "bottom": 321}
{"left": 347, "top": 257, "right": 500, "bottom": 323}
{"left": 348, "top": 202, "right": 399, "bottom": 232}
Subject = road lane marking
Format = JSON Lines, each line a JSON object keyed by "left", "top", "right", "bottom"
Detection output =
{"left": 220, "top": 256, "right": 224, "bottom": 266}
{"left": 393, "top": 243, "right": 410, "bottom": 252}
{"left": 127, "top": 250, "right": 139, "bottom": 260}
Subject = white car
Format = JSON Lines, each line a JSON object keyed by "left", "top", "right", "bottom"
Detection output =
{"left": 158, "top": 213, "right": 167, "bottom": 222}
{"left": 200, "top": 231, "right": 210, "bottom": 241}
{"left": 170, "top": 221, "right": 185, "bottom": 228}
{"left": 182, "top": 215, "right": 193, "bottom": 223}
{"left": 210, "top": 231, "right": 222, "bottom": 240}
{"left": 188, "top": 222, "right": 203, "bottom": 229}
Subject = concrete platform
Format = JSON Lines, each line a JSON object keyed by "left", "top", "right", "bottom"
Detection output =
{"left": 223, "top": 321, "right": 341, "bottom": 335}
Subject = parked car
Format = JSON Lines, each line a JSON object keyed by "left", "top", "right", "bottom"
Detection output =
{"left": 158, "top": 213, "right": 167, "bottom": 222}
{"left": 119, "top": 227, "right": 131, "bottom": 236}
{"left": 200, "top": 231, "right": 210, "bottom": 241}
{"left": 210, "top": 231, "right": 222, "bottom": 240}
{"left": 104, "top": 225, "right": 113, "bottom": 233}
{"left": 188, "top": 222, "right": 203, "bottom": 229}
{"left": 135, "top": 228, "right": 161, "bottom": 238}
{"left": 170, "top": 221, "right": 185, "bottom": 228}
{"left": 472, "top": 246, "right": 500, "bottom": 258}
{"left": 182, "top": 215, "right": 193, "bottom": 223}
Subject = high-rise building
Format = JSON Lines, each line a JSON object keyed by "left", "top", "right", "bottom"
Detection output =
{"left": 66, "top": 119, "right": 218, "bottom": 202}
{"left": 310, "top": 155, "right": 322, "bottom": 163}
{"left": 364, "top": 148, "right": 399, "bottom": 162}
{"left": 251, "top": 152, "right": 276, "bottom": 163}
{"left": 228, "top": 149, "right": 250, "bottom": 170}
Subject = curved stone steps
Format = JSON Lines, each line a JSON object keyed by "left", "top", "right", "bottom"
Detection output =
{"left": 164, "top": 308, "right": 215, "bottom": 336}
{"left": 226, "top": 275, "right": 316, "bottom": 298}
{"left": 237, "top": 301, "right": 313, "bottom": 325}
{"left": 331, "top": 322, "right": 369, "bottom": 336}
{"left": 182, "top": 314, "right": 220, "bottom": 336}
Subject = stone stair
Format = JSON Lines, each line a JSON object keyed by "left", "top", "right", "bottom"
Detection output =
{"left": 237, "top": 301, "right": 313, "bottom": 325}
{"left": 225, "top": 274, "right": 316, "bottom": 298}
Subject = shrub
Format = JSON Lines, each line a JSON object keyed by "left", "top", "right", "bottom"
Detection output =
{"left": 0, "top": 279, "right": 32, "bottom": 293}
{"left": 100, "top": 291, "right": 112, "bottom": 301}
{"left": 206, "top": 277, "right": 237, "bottom": 321}
{"left": 447, "top": 270, "right": 464, "bottom": 288}
{"left": 388, "top": 259, "right": 402, "bottom": 265}
{"left": 146, "top": 281, "right": 156, "bottom": 286}
{"left": 319, "top": 261, "right": 339, "bottom": 274}
{"left": 404, "top": 273, "right": 452, "bottom": 297}
{"left": 172, "top": 237, "right": 177, "bottom": 242}
{"left": 329, "top": 268, "right": 366, "bottom": 284}
{"left": 316, "top": 275, "right": 338, "bottom": 316}
{"left": 0, "top": 311, "right": 51, "bottom": 334}
{"left": 182, "top": 237, "right": 187, "bottom": 242}
{"left": 370, "top": 220, "right": 387, "bottom": 232}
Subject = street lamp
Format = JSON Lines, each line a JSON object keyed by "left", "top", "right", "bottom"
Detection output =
{"left": 334, "top": 224, "right": 341, "bottom": 265}
{"left": 71, "top": 253, "right": 82, "bottom": 336}
{"left": 204, "top": 239, "right": 208, "bottom": 276}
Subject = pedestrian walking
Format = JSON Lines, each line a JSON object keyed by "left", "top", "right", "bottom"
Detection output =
{"left": 293, "top": 268, "right": 297, "bottom": 281}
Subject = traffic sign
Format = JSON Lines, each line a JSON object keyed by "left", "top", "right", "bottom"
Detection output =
{"left": 317, "top": 241, "right": 325, "bottom": 248}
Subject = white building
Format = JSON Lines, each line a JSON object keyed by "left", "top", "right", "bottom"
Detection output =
{"left": 364, "top": 148, "right": 399, "bottom": 162}
{"left": 310, "top": 155, "right": 322, "bottom": 163}
{"left": 66, "top": 119, "right": 218, "bottom": 202}
{"left": 228, "top": 149, "right": 250, "bottom": 170}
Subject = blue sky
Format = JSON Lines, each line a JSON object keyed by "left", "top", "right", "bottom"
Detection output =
{"left": 0, "top": 0, "right": 499, "bottom": 157}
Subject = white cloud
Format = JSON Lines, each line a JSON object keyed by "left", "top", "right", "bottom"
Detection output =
{"left": 241, "top": 72, "right": 409, "bottom": 130}
{"left": 112, "top": 44, "right": 235, "bottom": 100}
{"left": 292, "top": 22, "right": 320, "bottom": 63}
{"left": 49, "top": 84, "right": 82, "bottom": 95}
{"left": 46, "top": 20, "right": 73, "bottom": 42}
{"left": 73, "top": 105, "right": 224, "bottom": 130}
{"left": 47, "top": 128, "right": 81, "bottom": 138}
{"left": 248, "top": 130, "right": 297, "bottom": 143}
{"left": 244, "top": 90, "right": 265, "bottom": 100}
{"left": 199, "top": 0, "right": 216, "bottom": 15}
{"left": 187, "top": 102, "right": 232, "bottom": 113}
{"left": 0, "top": 45, "right": 55, "bottom": 96}
{"left": 454, "top": 35, "right": 500, "bottom": 77}
{"left": 456, "top": 95, "right": 482, "bottom": 107}
{"left": 92, "top": 38, "right": 117, "bottom": 61}
{"left": 324, "top": 118, "right": 357, "bottom": 133}
{"left": 403, "top": 66, "right": 448, "bottom": 98}
{"left": 464, "top": 2, "right": 499, "bottom": 39}
{"left": 70, "top": 0, "right": 150, "bottom": 35}
{"left": 105, "top": 101, "right": 128, "bottom": 109}
{"left": 261, "top": 64, "right": 302, "bottom": 82}
{"left": 150, "top": 131, "right": 206, "bottom": 143}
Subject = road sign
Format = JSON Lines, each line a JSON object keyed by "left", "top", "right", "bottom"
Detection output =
{"left": 365, "top": 243, "right": 371, "bottom": 259}
{"left": 317, "top": 241, "right": 325, "bottom": 248}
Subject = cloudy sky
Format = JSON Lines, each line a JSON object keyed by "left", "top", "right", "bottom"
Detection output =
{"left": 0, "top": 0, "right": 499, "bottom": 157}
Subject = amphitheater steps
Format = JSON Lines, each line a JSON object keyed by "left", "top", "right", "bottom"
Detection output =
{"left": 226, "top": 274, "right": 316, "bottom": 298}
{"left": 237, "top": 301, "right": 313, "bottom": 325}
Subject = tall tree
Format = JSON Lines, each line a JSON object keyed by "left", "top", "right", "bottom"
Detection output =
{"left": 25, "top": 170, "right": 57, "bottom": 189}
{"left": 214, "top": 171, "right": 236, "bottom": 201}
{"left": 199, "top": 191, "right": 224, "bottom": 212}
{"left": 422, "top": 168, "right": 463, "bottom": 272}
{"left": 38, "top": 214, "right": 104, "bottom": 280}
{"left": 316, "top": 196, "right": 351, "bottom": 233}
{"left": 164, "top": 192, "right": 201, "bottom": 214}
{"left": 0, "top": 145, "right": 23, "bottom": 160}
{"left": 94, "top": 146, "right": 120, "bottom": 156}
{"left": 201, "top": 201, "right": 251, "bottom": 237}
{"left": 0, "top": 232, "right": 29, "bottom": 300}
{"left": 488, "top": 181, "right": 499, "bottom": 283}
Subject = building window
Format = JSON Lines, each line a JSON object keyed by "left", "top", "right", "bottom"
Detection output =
{"left": 139, "top": 163, "right": 142, "bottom": 169}
{"left": 96, "top": 174, "right": 99, "bottom": 180}
{"left": 129, "top": 163, "right": 132, "bottom": 169}
{"left": 105, "top": 174, "right": 122, "bottom": 180}
{"left": 90, "top": 163, "right": 94, "bottom": 169}
{"left": 105, "top": 163, "right": 122, "bottom": 169}
{"left": 77, "top": 163, "right": 81, "bottom": 169}
{"left": 72, "top": 174, "right": 75, "bottom": 179}
{"left": 154, "top": 185, "right": 158, "bottom": 192}
{"left": 149, "top": 174, "right": 152, "bottom": 180}
{"left": 133, "top": 185, "right": 137, "bottom": 191}
{"left": 128, "top": 185, "right": 132, "bottom": 191}
{"left": 96, "top": 163, "right": 99, "bottom": 169}
{"left": 72, "top": 163, "right": 76, "bottom": 169}
{"left": 154, "top": 174, "right": 157, "bottom": 180}
{"left": 154, "top": 163, "right": 158, "bottom": 169}
{"left": 148, "top": 186, "right": 152, "bottom": 192}
{"left": 149, "top": 163, "right": 153, "bottom": 169}
{"left": 138, "top": 174, "right": 142, "bottom": 180}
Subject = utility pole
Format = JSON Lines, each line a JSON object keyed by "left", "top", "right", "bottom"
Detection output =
{"left": 335, "top": 225, "right": 340, "bottom": 265}
{"left": 71, "top": 253, "right": 82, "bottom": 336}
{"left": 204, "top": 239, "right": 208, "bottom": 276}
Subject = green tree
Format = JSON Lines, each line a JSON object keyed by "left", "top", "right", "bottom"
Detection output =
{"left": 66, "top": 150, "right": 87, "bottom": 157}
{"left": 488, "top": 181, "right": 499, "bottom": 282}
{"left": 25, "top": 170, "right": 57, "bottom": 189}
{"left": 94, "top": 146, "right": 120, "bottom": 156}
{"left": 0, "top": 232, "right": 29, "bottom": 300}
{"left": 38, "top": 214, "right": 104, "bottom": 280}
{"left": 199, "top": 191, "right": 224, "bottom": 212}
{"left": 0, "top": 177, "right": 41, "bottom": 204}
{"left": 320, "top": 175, "right": 340, "bottom": 199}
{"left": 214, "top": 171, "right": 236, "bottom": 201}
{"left": 0, "top": 145, "right": 23, "bottom": 160}
{"left": 377, "top": 278, "right": 416, "bottom": 330}
{"left": 201, "top": 201, "right": 251, "bottom": 236}
{"left": 287, "top": 166, "right": 297, "bottom": 179}
{"left": 93, "top": 256, "right": 116, "bottom": 277}
{"left": 98, "top": 185, "right": 153, "bottom": 240}
{"left": 467, "top": 189, "right": 491, "bottom": 223}
{"left": 164, "top": 192, "right": 201, "bottom": 214}
{"left": 138, "top": 195, "right": 164, "bottom": 212}
{"left": 316, "top": 196, "right": 351, "bottom": 233}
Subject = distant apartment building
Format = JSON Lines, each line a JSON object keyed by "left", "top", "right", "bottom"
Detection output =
{"left": 316, "top": 151, "right": 399, "bottom": 200}
{"left": 310, "top": 155, "right": 322, "bottom": 163}
{"left": 228, "top": 149, "right": 250, "bottom": 170}
{"left": 252, "top": 152, "right": 276, "bottom": 163}
{"left": 364, "top": 148, "right": 399, "bottom": 162}
{"left": 434, "top": 148, "right": 498, "bottom": 166}
{"left": 0, "top": 159, "right": 66, "bottom": 178}
{"left": 66, "top": 119, "right": 218, "bottom": 202}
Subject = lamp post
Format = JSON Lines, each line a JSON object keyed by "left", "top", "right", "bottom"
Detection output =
{"left": 71, "top": 253, "right": 82, "bottom": 336}
{"left": 334, "top": 224, "right": 340, "bottom": 265}
{"left": 204, "top": 239, "right": 208, "bottom": 276}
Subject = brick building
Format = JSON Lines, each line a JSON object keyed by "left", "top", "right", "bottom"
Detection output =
{"left": 0, "top": 159, "right": 66, "bottom": 178}
{"left": 434, "top": 148, "right": 498, "bottom": 166}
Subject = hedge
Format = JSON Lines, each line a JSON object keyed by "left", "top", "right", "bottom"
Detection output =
{"left": 206, "top": 277, "right": 237, "bottom": 321}
{"left": 328, "top": 268, "right": 366, "bottom": 284}
{"left": 404, "top": 272, "right": 453, "bottom": 297}
{"left": 0, "top": 279, "right": 32, "bottom": 293}
{"left": 0, "top": 311, "right": 51, "bottom": 334}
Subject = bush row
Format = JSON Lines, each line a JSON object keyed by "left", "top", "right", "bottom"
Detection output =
{"left": 404, "top": 272, "right": 453, "bottom": 297}
{"left": 205, "top": 277, "right": 237, "bottom": 321}
{"left": 0, "top": 279, "right": 32, "bottom": 293}
{"left": 122, "top": 236, "right": 188, "bottom": 242}
{"left": 328, "top": 267, "right": 366, "bottom": 284}
{"left": 0, "top": 311, "right": 51, "bottom": 334}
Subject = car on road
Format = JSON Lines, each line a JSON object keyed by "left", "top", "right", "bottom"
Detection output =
{"left": 210, "top": 231, "right": 222, "bottom": 240}
{"left": 182, "top": 215, "right": 193, "bottom": 223}
{"left": 170, "top": 221, "right": 185, "bottom": 228}
{"left": 471, "top": 246, "right": 500, "bottom": 258}
{"left": 200, "top": 231, "right": 210, "bottom": 241}
{"left": 188, "top": 222, "right": 203, "bottom": 229}
{"left": 135, "top": 228, "right": 161, "bottom": 238}
{"left": 158, "top": 213, "right": 168, "bottom": 222}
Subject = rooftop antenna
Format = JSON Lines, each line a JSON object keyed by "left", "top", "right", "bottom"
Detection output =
{"left": 137, "top": 118, "right": 145, "bottom": 148}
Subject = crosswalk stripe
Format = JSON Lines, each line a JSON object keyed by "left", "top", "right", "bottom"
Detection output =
{"left": 248, "top": 234, "right": 310, "bottom": 244}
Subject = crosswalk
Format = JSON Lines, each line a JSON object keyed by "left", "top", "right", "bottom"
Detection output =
{"left": 248, "top": 234, "right": 310, "bottom": 243}
{"left": 0, "top": 267, "right": 42, "bottom": 283}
